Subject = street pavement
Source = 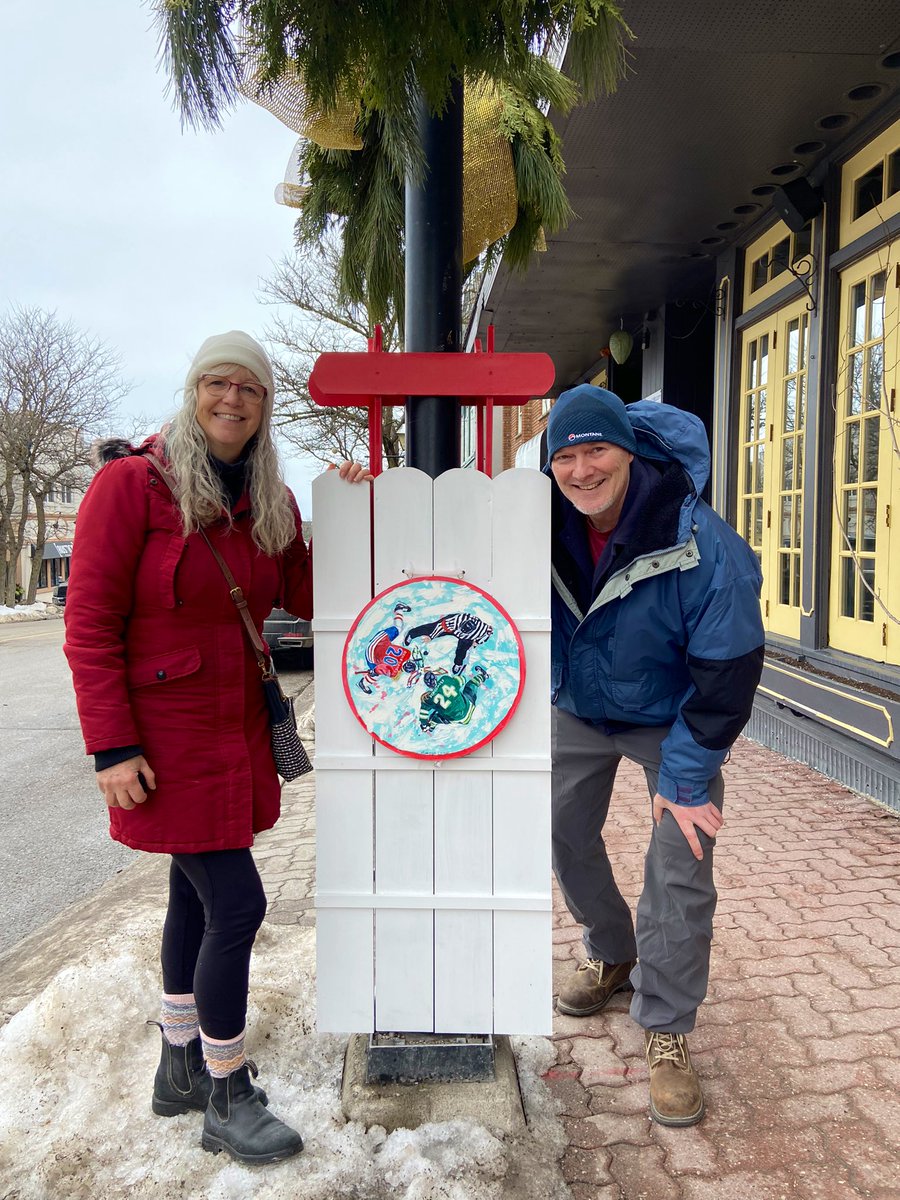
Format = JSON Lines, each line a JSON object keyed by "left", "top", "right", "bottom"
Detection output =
{"left": 0, "top": 616, "right": 138, "bottom": 951}
{"left": 2, "top": 679, "right": 899, "bottom": 1198}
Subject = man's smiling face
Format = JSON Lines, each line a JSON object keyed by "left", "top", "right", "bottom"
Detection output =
{"left": 550, "top": 441, "right": 634, "bottom": 532}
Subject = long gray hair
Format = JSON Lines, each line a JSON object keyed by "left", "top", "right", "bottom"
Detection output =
{"left": 161, "top": 363, "right": 296, "bottom": 556}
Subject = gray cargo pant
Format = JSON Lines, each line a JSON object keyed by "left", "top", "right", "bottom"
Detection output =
{"left": 552, "top": 707, "right": 724, "bottom": 1033}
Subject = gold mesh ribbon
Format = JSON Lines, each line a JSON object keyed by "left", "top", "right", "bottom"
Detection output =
{"left": 275, "top": 182, "right": 310, "bottom": 209}
{"left": 462, "top": 78, "right": 518, "bottom": 264}
{"left": 241, "top": 56, "right": 519, "bottom": 256}
{"left": 238, "top": 47, "right": 362, "bottom": 150}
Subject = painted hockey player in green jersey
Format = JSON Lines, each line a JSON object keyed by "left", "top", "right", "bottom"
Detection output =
{"left": 418, "top": 665, "right": 489, "bottom": 734}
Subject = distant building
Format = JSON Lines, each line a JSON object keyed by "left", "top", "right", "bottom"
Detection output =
{"left": 15, "top": 475, "right": 86, "bottom": 598}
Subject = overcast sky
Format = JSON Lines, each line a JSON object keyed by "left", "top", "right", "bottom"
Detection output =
{"left": 1, "top": 1, "right": 326, "bottom": 515}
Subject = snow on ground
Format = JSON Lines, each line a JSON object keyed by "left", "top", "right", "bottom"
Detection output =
{"left": 0, "top": 912, "right": 568, "bottom": 1200}
{"left": 0, "top": 602, "right": 62, "bottom": 623}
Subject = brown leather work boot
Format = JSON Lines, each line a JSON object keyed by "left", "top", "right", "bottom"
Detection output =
{"left": 645, "top": 1031, "right": 705, "bottom": 1127}
{"left": 556, "top": 958, "right": 636, "bottom": 1016}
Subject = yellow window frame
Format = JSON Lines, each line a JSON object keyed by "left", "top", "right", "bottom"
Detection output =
{"left": 742, "top": 218, "right": 816, "bottom": 311}
{"left": 737, "top": 299, "right": 812, "bottom": 640}
{"left": 829, "top": 247, "right": 900, "bottom": 664}
{"left": 839, "top": 117, "right": 900, "bottom": 248}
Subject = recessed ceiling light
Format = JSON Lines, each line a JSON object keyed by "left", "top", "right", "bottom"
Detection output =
{"left": 699, "top": 236, "right": 725, "bottom": 246}
{"left": 847, "top": 83, "right": 886, "bottom": 102}
{"left": 733, "top": 203, "right": 761, "bottom": 215}
{"left": 815, "top": 113, "right": 854, "bottom": 130}
{"left": 771, "top": 163, "right": 801, "bottom": 176}
{"left": 716, "top": 221, "right": 739, "bottom": 231}
{"left": 879, "top": 52, "right": 900, "bottom": 70}
{"left": 751, "top": 184, "right": 777, "bottom": 196}
{"left": 793, "top": 141, "right": 825, "bottom": 155}
{"left": 682, "top": 251, "right": 709, "bottom": 260}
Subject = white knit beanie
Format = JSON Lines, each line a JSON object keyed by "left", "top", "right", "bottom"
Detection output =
{"left": 186, "top": 330, "right": 275, "bottom": 400}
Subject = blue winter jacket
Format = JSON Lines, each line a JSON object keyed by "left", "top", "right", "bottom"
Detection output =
{"left": 548, "top": 400, "right": 765, "bottom": 807}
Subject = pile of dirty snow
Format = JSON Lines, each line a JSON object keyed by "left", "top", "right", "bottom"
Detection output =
{"left": 0, "top": 601, "right": 61, "bottom": 623}
{"left": 0, "top": 913, "right": 568, "bottom": 1200}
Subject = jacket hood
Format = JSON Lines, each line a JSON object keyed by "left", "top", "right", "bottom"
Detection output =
{"left": 90, "top": 433, "right": 163, "bottom": 469}
{"left": 625, "top": 400, "right": 710, "bottom": 495}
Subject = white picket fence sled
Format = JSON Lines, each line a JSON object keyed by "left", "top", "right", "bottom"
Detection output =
{"left": 313, "top": 466, "right": 552, "bottom": 1035}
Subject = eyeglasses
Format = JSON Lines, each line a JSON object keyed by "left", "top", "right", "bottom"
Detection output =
{"left": 199, "top": 374, "right": 266, "bottom": 404}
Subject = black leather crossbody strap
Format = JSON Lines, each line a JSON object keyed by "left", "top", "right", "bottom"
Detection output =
{"left": 197, "top": 529, "right": 272, "bottom": 676}
{"left": 149, "top": 455, "right": 272, "bottom": 678}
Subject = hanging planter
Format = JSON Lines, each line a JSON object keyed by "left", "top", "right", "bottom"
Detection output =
{"left": 608, "top": 328, "right": 633, "bottom": 364}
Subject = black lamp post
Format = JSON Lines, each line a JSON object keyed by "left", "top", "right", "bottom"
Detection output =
{"left": 403, "top": 79, "right": 463, "bottom": 477}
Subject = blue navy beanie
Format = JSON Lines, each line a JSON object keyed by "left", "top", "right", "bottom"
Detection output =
{"left": 546, "top": 385, "right": 637, "bottom": 461}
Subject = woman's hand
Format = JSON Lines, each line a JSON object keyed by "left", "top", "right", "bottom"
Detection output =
{"left": 96, "top": 756, "right": 156, "bottom": 810}
{"left": 333, "top": 461, "right": 375, "bottom": 484}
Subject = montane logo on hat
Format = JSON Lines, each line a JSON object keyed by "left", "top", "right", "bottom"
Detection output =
{"left": 568, "top": 431, "right": 606, "bottom": 441}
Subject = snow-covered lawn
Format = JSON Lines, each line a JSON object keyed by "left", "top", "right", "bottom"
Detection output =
{"left": 0, "top": 913, "right": 568, "bottom": 1199}
{"left": 0, "top": 601, "right": 63, "bottom": 623}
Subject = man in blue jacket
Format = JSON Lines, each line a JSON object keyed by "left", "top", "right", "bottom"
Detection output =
{"left": 547, "top": 385, "right": 764, "bottom": 1127}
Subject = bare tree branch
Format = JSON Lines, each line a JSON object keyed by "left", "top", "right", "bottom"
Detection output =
{"left": 0, "top": 306, "right": 127, "bottom": 604}
{"left": 260, "top": 238, "right": 404, "bottom": 470}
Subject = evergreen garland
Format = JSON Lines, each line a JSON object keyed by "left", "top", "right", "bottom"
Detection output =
{"left": 155, "top": 1, "right": 632, "bottom": 322}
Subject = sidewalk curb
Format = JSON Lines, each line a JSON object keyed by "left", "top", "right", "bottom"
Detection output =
{"left": 2, "top": 679, "right": 319, "bottom": 1031}
{"left": 0, "top": 852, "right": 167, "bottom": 1028}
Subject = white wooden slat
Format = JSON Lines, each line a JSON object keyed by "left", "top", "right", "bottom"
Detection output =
{"left": 373, "top": 468, "right": 434, "bottom": 590}
{"left": 316, "top": 755, "right": 550, "bottom": 772}
{"left": 434, "top": 469, "right": 492, "bottom": 588}
{"left": 434, "top": 469, "right": 493, "bottom": 760}
{"left": 372, "top": 469, "right": 433, "bottom": 761}
{"left": 493, "top": 770, "right": 552, "bottom": 1032}
{"left": 316, "top": 911, "right": 375, "bottom": 1033}
{"left": 315, "top": 770, "right": 374, "bottom": 1032}
{"left": 490, "top": 630, "right": 550, "bottom": 759}
{"left": 311, "top": 468, "right": 372, "bottom": 618}
{"left": 317, "top": 893, "right": 549, "bottom": 911}
{"left": 493, "top": 771, "right": 550, "bottom": 897}
{"left": 313, "top": 631, "right": 372, "bottom": 758}
{"left": 374, "top": 769, "right": 434, "bottom": 1031}
{"left": 490, "top": 468, "right": 551, "bottom": 618}
{"left": 434, "top": 771, "right": 493, "bottom": 1032}
{"left": 316, "top": 770, "right": 373, "bottom": 895}
{"left": 493, "top": 912, "right": 553, "bottom": 1034}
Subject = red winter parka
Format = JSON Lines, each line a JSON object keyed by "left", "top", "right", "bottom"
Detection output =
{"left": 64, "top": 437, "right": 312, "bottom": 854}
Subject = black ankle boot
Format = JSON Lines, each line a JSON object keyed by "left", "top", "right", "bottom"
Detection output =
{"left": 201, "top": 1064, "right": 303, "bottom": 1164}
{"left": 149, "top": 1024, "right": 268, "bottom": 1117}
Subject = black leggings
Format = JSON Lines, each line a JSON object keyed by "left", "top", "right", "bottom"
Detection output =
{"left": 161, "top": 849, "right": 267, "bottom": 1040}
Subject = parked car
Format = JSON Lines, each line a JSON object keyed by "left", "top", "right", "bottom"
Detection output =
{"left": 263, "top": 608, "right": 313, "bottom": 668}
{"left": 52, "top": 582, "right": 68, "bottom": 608}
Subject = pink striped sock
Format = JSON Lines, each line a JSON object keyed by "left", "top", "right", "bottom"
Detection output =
{"left": 160, "top": 993, "right": 199, "bottom": 1046}
{"left": 200, "top": 1028, "right": 246, "bottom": 1078}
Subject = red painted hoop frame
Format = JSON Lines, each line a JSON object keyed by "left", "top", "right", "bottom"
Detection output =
{"left": 341, "top": 575, "right": 527, "bottom": 760}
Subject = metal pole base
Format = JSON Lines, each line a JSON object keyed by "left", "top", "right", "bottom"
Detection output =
{"left": 365, "top": 1032, "right": 495, "bottom": 1085}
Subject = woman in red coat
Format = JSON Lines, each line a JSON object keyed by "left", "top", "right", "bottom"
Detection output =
{"left": 64, "top": 330, "right": 370, "bottom": 1165}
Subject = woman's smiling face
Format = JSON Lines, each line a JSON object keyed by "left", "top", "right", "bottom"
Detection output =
{"left": 195, "top": 366, "right": 264, "bottom": 462}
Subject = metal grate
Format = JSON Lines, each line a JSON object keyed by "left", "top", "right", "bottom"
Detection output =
{"left": 746, "top": 706, "right": 900, "bottom": 814}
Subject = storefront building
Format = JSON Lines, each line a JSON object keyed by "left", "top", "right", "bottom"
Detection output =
{"left": 466, "top": 4, "right": 900, "bottom": 809}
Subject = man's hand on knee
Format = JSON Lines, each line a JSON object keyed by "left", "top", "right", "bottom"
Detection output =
{"left": 652, "top": 795, "right": 723, "bottom": 861}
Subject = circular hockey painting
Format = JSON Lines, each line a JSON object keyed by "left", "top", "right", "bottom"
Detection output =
{"left": 343, "top": 576, "right": 526, "bottom": 759}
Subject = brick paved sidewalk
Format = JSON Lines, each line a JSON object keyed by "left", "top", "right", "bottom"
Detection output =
{"left": 546, "top": 737, "right": 900, "bottom": 1200}
{"left": 5, "top": 698, "right": 898, "bottom": 1197}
